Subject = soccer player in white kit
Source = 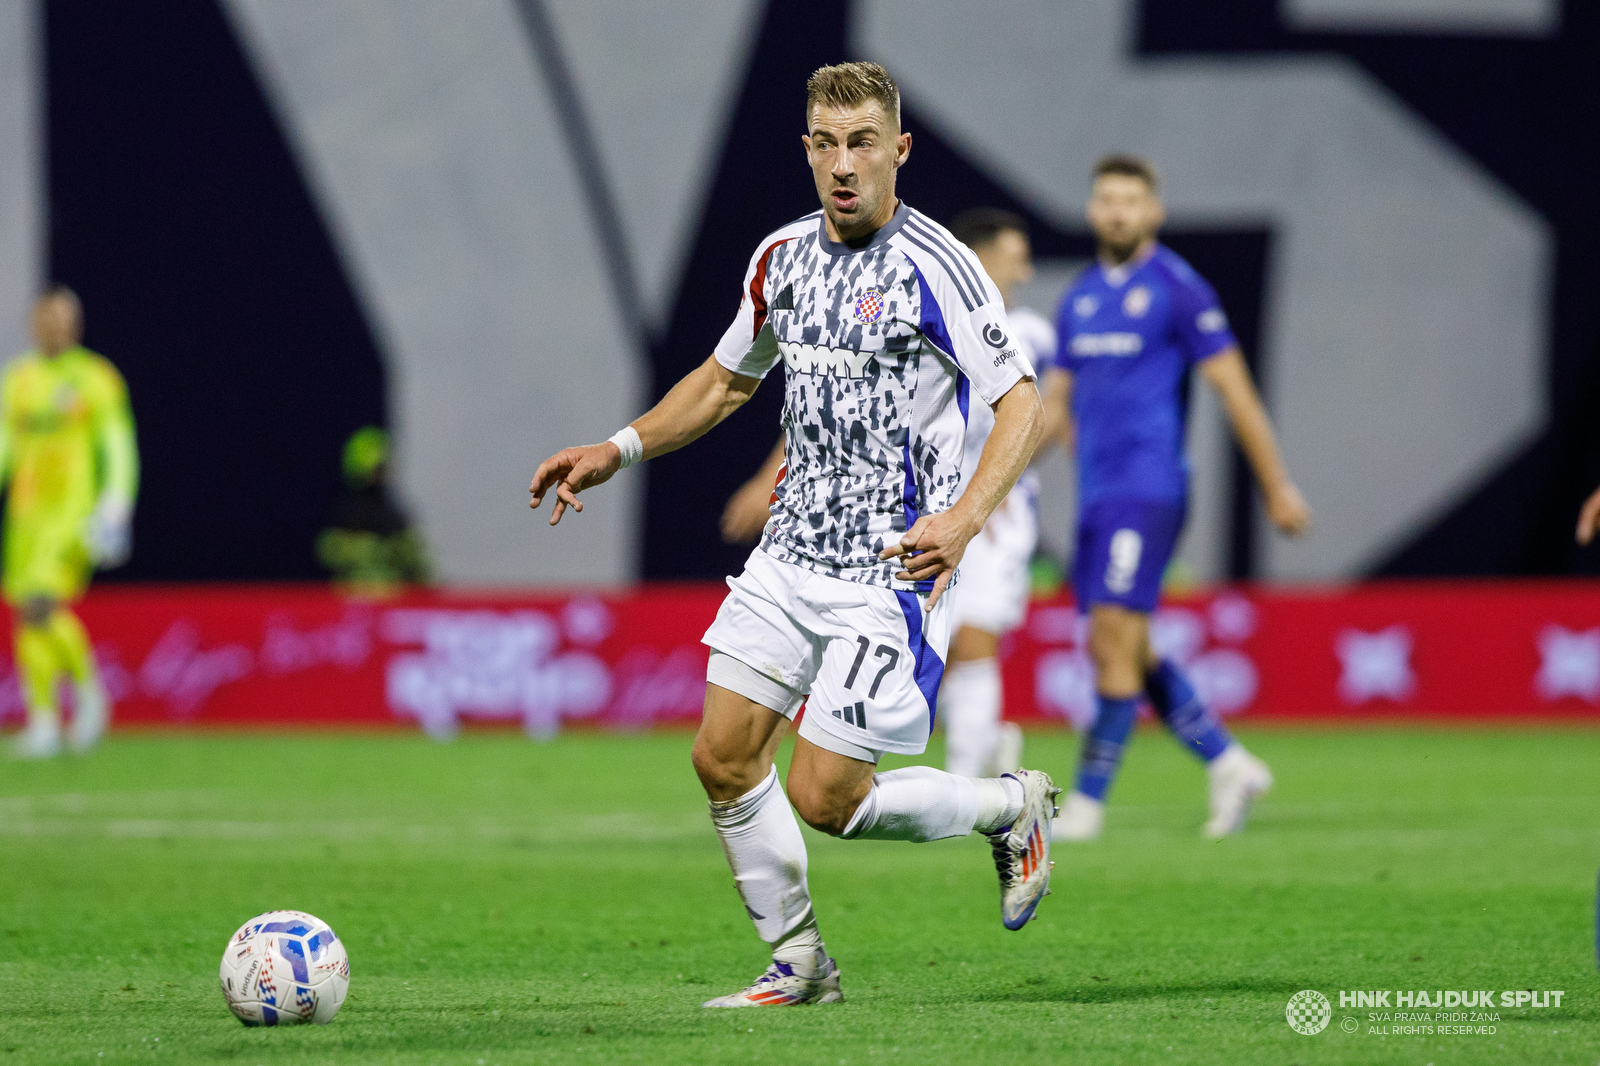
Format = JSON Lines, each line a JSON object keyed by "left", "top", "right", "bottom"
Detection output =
{"left": 939, "top": 209, "right": 1058, "bottom": 779}
{"left": 723, "top": 210, "right": 1056, "bottom": 780}
{"left": 530, "top": 62, "right": 1061, "bottom": 1007}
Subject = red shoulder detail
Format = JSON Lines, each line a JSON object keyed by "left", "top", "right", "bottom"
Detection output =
{"left": 750, "top": 238, "right": 794, "bottom": 339}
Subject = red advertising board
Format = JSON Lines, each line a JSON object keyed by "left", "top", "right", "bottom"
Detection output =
{"left": 0, "top": 582, "right": 1597, "bottom": 732}
{"left": 0, "top": 585, "right": 726, "bottom": 735}
{"left": 1013, "top": 583, "right": 1600, "bottom": 728}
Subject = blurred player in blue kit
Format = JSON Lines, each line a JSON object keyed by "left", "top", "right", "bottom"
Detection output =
{"left": 1042, "top": 155, "right": 1312, "bottom": 840}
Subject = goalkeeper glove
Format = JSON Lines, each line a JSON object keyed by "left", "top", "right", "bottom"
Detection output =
{"left": 87, "top": 496, "right": 133, "bottom": 568}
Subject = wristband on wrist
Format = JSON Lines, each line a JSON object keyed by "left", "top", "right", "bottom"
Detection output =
{"left": 607, "top": 426, "right": 644, "bottom": 468}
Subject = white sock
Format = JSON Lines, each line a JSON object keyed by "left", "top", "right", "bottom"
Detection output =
{"left": 841, "top": 766, "right": 1024, "bottom": 841}
{"left": 771, "top": 915, "right": 826, "bottom": 978}
{"left": 707, "top": 767, "right": 824, "bottom": 969}
{"left": 940, "top": 657, "right": 1003, "bottom": 778}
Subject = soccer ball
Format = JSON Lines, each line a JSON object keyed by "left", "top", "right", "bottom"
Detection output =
{"left": 218, "top": 910, "right": 349, "bottom": 1026}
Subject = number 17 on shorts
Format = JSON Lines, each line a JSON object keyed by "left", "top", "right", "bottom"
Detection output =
{"left": 703, "top": 550, "right": 953, "bottom": 758}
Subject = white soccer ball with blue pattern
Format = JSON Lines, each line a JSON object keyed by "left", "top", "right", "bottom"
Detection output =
{"left": 219, "top": 910, "right": 349, "bottom": 1026}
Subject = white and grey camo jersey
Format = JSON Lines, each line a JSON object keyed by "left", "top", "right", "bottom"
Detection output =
{"left": 713, "top": 203, "right": 1036, "bottom": 590}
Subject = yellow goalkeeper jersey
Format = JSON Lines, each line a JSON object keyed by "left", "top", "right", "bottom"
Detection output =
{"left": 0, "top": 346, "right": 138, "bottom": 601}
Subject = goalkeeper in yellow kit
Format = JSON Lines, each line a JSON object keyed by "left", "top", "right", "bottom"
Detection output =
{"left": 4, "top": 288, "right": 137, "bottom": 758}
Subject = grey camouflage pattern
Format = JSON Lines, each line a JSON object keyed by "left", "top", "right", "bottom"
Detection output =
{"left": 753, "top": 219, "right": 965, "bottom": 589}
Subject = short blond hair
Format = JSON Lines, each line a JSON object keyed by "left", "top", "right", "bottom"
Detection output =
{"left": 806, "top": 61, "right": 899, "bottom": 127}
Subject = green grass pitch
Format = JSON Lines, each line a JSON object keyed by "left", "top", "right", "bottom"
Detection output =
{"left": 1, "top": 725, "right": 1597, "bottom": 1064}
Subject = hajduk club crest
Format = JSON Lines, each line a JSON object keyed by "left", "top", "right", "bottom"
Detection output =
{"left": 853, "top": 289, "right": 884, "bottom": 324}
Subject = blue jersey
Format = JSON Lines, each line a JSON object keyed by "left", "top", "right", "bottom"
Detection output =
{"left": 1054, "top": 244, "right": 1237, "bottom": 507}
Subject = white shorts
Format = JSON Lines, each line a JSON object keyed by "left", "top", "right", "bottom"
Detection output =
{"left": 702, "top": 548, "right": 953, "bottom": 760}
{"left": 951, "top": 487, "right": 1037, "bottom": 637}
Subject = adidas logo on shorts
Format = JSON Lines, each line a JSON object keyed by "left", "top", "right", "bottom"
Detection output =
{"left": 831, "top": 701, "right": 867, "bottom": 728}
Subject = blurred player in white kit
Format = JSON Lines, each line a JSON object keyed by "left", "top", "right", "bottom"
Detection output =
{"left": 939, "top": 209, "right": 1057, "bottom": 778}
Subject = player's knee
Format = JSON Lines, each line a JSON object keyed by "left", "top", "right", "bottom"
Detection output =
{"left": 690, "top": 734, "right": 763, "bottom": 799}
{"left": 785, "top": 777, "right": 855, "bottom": 837}
{"left": 689, "top": 736, "right": 733, "bottom": 792}
{"left": 1087, "top": 623, "right": 1137, "bottom": 673}
{"left": 18, "top": 597, "right": 55, "bottom": 629}
{"left": 1088, "top": 608, "right": 1147, "bottom": 694}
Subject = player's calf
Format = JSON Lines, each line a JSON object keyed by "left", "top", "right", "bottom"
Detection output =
{"left": 1069, "top": 694, "right": 1139, "bottom": 799}
{"left": 1146, "top": 658, "right": 1232, "bottom": 763}
{"left": 940, "top": 655, "right": 1005, "bottom": 778}
{"left": 68, "top": 678, "right": 109, "bottom": 754}
{"left": 832, "top": 760, "right": 1061, "bottom": 929}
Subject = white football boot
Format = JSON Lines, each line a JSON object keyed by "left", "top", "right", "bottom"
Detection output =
{"left": 985, "top": 722, "right": 1025, "bottom": 777}
{"left": 1054, "top": 791, "right": 1104, "bottom": 842}
{"left": 11, "top": 714, "right": 61, "bottom": 760}
{"left": 988, "top": 769, "right": 1061, "bottom": 930}
{"left": 1204, "top": 744, "right": 1273, "bottom": 838}
{"left": 69, "top": 680, "right": 109, "bottom": 753}
{"left": 701, "top": 958, "right": 844, "bottom": 1008}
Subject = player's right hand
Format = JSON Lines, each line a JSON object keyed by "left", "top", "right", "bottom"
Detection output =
{"left": 86, "top": 496, "right": 134, "bottom": 568}
{"left": 529, "top": 443, "right": 622, "bottom": 526}
{"left": 720, "top": 477, "right": 773, "bottom": 544}
{"left": 1265, "top": 481, "right": 1313, "bottom": 537}
{"left": 1577, "top": 484, "right": 1600, "bottom": 546}
{"left": 879, "top": 510, "right": 980, "bottom": 612}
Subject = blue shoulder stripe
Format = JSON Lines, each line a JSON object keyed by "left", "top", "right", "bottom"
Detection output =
{"left": 904, "top": 217, "right": 982, "bottom": 308}
{"left": 909, "top": 260, "right": 960, "bottom": 364}
{"left": 907, "top": 216, "right": 988, "bottom": 307}
{"left": 899, "top": 228, "right": 977, "bottom": 312}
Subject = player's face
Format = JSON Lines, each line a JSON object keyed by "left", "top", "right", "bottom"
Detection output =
{"left": 803, "top": 100, "right": 911, "bottom": 242}
{"left": 31, "top": 295, "right": 81, "bottom": 356}
{"left": 1086, "top": 175, "right": 1164, "bottom": 262}
{"left": 974, "top": 229, "right": 1033, "bottom": 307}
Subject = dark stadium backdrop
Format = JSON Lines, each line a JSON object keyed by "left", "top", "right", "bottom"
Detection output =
{"left": 35, "top": 0, "right": 1600, "bottom": 582}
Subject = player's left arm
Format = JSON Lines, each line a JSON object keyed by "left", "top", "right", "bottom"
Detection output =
{"left": 721, "top": 435, "right": 786, "bottom": 544}
{"left": 1198, "top": 348, "right": 1311, "bottom": 536}
{"left": 880, "top": 250, "right": 1043, "bottom": 607}
{"left": 0, "top": 369, "right": 15, "bottom": 489}
{"left": 88, "top": 360, "right": 139, "bottom": 567}
{"left": 881, "top": 377, "right": 1043, "bottom": 608}
{"left": 1038, "top": 367, "right": 1073, "bottom": 457}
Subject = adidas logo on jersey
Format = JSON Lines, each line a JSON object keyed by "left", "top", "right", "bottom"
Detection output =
{"left": 778, "top": 340, "right": 878, "bottom": 378}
